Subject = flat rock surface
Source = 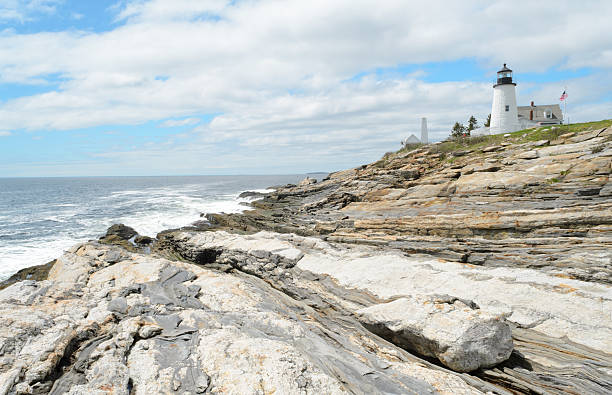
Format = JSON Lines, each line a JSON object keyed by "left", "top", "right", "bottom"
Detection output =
{"left": 170, "top": 230, "right": 612, "bottom": 353}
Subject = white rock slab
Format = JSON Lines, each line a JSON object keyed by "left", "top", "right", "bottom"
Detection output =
{"left": 356, "top": 295, "right": 513, "bottom": 372}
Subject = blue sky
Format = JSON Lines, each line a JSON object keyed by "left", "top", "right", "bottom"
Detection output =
{"left": 1, "top": 1, "right": 116, "bottom": 34}
{"left": 0, "top": 0, "right": 611, "bottom": 177}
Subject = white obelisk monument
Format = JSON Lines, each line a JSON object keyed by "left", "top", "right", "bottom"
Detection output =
{"left": 420, "top": 117, "right": 428, "bottom": 144}
{"left": 490, "top": 64, "right": 520, "bottom": 134}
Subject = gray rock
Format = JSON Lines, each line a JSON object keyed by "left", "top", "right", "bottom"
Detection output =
{"left": 481, "top": 145, "right": 502, "bottom": 153}
{"left": 599, "top": 182, "right": 612, "bottom": 197}
{"left": 103, "top": 250, "right": 122, "bottom": 263}
{"left": 472, "top": 163, "right": 502, "bottom": 173}
{"left": 577, "top": 187, "right": 602, "bottom": 196}
{"left": 356, "top": 295, "right": 514, "bottom": 372}
{"left": 134, "top": 235, "right": 154, "bottom": 245}
{"left": 104, "top": 223, "right": 138, "bottom": 240}
{"left": 298, "top": 177, "right": 317, "bottom": 186}
{"left": 238, "top": 191, "right": 266, "bottom": 199}
{"left": 517, "top": 150, "right": 539, "bottom": 159}
{"left": 195, "top": 374, "right": 210, "bottom": 393}
{"left": 108, "top": 296, "right": 128, "bottom": 314}
{"left": 399, "top": 168, "right": 421, "bottom": 180}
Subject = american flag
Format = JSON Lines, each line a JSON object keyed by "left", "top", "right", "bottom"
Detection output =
{"left": 560, "top": 90, "right": 568, "bottom": 101}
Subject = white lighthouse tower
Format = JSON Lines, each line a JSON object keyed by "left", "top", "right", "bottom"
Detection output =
{"left": 490, "top": 64, "right": 520, "bottom": 134}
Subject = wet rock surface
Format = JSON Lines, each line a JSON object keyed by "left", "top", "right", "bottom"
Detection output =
{"left": 0, "top": 260, "right": 55, "bottom": 291}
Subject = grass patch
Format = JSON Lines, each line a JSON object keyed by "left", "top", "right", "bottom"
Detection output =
{"left": 398, "top": 143, "right": 424, "bottom": 153}
{"left": 511, "top": 119, "right": 612, "bottom": 143}
{"left": 428, "top": 135, "right": 503, "bottom": 155}
{"left": 373, "top": 151, "right": 395, "bottom": 168}
{"left": 381, "top": 119, "right": 611, "bottom": 165}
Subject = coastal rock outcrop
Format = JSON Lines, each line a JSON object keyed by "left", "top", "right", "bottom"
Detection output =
{"left": 0, "top": 239, "right": 490, "bottom": 395}
{"left": 155, "top": 229, "right": 612, "bottom": 393}
{"left": 2, "top": 122, "right": 611, "bottom": 394}
{"left": 206, "top": 123, "right": 612, "bottom": 285}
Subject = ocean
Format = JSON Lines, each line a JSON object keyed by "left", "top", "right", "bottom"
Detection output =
{"left": 0, "top": 175, "right": 311, "bottom": 280}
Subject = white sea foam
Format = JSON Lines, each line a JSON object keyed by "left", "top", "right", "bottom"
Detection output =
{"left": 0, "top": 236, "right": 87, "bottom": 281}
{"left": 0, "top": 187, "right": 271, "bottom": 281}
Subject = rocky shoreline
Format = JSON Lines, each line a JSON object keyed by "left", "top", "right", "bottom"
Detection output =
{"left": 1, "top": 122, "right": 611, "bottom": 394}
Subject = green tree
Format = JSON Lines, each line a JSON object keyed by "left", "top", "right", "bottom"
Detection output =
{"left": 467, "top": 116, "right": 478, "bottom": 132}
{"left": 451, "top": 122, "right": 466, "bottom": 139}
{"left": 484, "top": 113, "right": 491, "bottom": 127}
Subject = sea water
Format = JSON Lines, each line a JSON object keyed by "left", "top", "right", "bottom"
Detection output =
{"left": 0, "top": 175, "right": 309, "bottom": 280}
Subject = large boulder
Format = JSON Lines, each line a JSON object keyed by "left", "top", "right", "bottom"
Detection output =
{"left": 105, "top": 223, "right": 138, "bottom": 240}
{"left": 99, "top": 224, "right": 139, "bottom": 251}
{"left": 356, "top": 295, "right": 513, "bottom": 372}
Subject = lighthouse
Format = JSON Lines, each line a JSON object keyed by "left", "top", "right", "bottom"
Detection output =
{"left": 490, "top": 64, "right": 520, "bottom": 134}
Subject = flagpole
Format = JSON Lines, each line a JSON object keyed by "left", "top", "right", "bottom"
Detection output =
{"left": 564, "top": 86, "right": 567, "bottom": 125}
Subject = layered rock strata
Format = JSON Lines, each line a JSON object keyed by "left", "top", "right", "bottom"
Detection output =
{"left": 1, "top": 239, "right": 495, "bottom": 395}
{"left": 2, "top": 227, "right": 611, "bottom": 393}
{"left": 155, "top": 230, "right": 612, "bottom": 394}
{"left": 205, "top": 125, "right": 612, "bottom": 285}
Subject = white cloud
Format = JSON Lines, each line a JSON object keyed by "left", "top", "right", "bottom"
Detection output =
{"left": 115, "top": 0, "right": 228, "bottom": 23}
{"left": 0, "top": 0, "right": 611, "bottom": 174}
{"left": 159, "top": 117, "right": 200, "bottom": 127}
{"left": 0, "top": 0, "right": 62, "bottom": 22}
{"left": 0, "top": 130, "right": 11, "bottom": 136}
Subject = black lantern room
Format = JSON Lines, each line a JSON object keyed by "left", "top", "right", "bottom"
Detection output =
{"left": 494, "top": 64, "right": 516, "bottom": 87}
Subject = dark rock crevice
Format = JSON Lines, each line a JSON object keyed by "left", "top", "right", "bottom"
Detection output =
{"left": 44, "top": 325, "right": 106, "bottom": 395}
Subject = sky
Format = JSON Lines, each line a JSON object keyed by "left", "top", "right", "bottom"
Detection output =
{"left": 0, "top": 0, "right": 611, "bottom": 177}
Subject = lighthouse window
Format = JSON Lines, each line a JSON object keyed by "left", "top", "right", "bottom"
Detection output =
{"left": 505, "top": 105, "right": 509, "bottom": 111}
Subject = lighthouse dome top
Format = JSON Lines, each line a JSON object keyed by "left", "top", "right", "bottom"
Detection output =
{"left": 494, "top": 63, "right": 515, "bottom": 87}
{"left": 498, "top": 63, "right": 512, "bottom": 73}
